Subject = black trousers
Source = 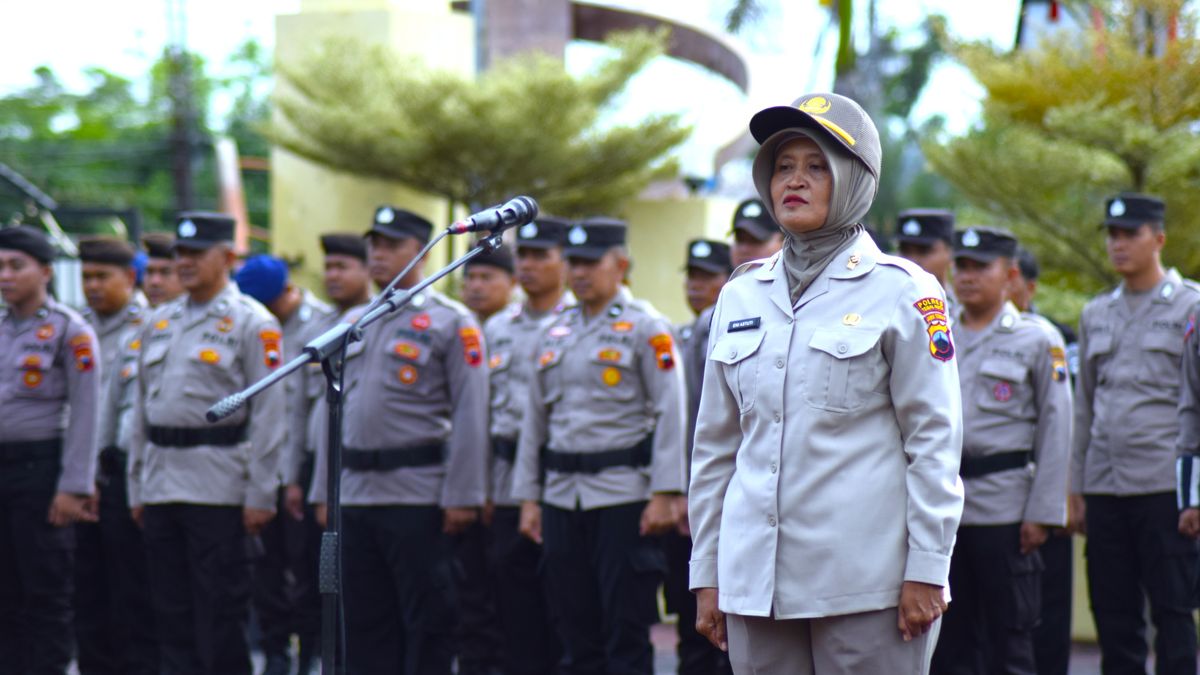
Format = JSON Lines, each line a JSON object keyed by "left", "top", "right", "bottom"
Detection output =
{"left": 488, "top": 505, "right": 559, "bottom": 675}
{"left": 1085, "top": 493, "right": 1198, "bottom": 675}
{"left": 542, "top": 501, "right": 665, "bottom": 675}
{"left": 0, "top": 457, "right": 75, "bottom": 675}
{"left": 252, "top": 482, "right": 326, "bottom": 661}
{"left": 931, "top": 523, "right": 1041, "bottom": 675}
{"left": 454, "top": 518, "right": 501, "bottom": 674}
{"left": 75, "top": 456, "right": 159, "bottom": 675}
{"left": 342, "top": 504, "right": 457, "bottom": 675}
{"left": 1032, "top": 532, "right": 1072, "bottom": 675}
{"left": 143, "top": 503, "right": 253, "bottom": 675}
{"left": 289, "top": 456, "right": 323, "bottom": 660}
{"left": 662, "top": 529, "right": 732, "bottom": 675}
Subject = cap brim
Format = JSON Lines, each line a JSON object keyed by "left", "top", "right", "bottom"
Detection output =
{"left": 365, "top": 225, "right": 418, "bottom": 240}
{"left": 954, "top": 250, "right": 1003, "bottom": 263}
{"left": 895, "top": 234, "right": 944, "bottom": 246}
{"left": 686, "top": 261, "right": 731, "bottom": 275}
{"left": 1100, "top": 217, "right": 1152, "bottom": 230}
{"left": 731, "top": 221, "right": 776, "bottom": 241}
{"left": 172, "top": 239, "right": 222, "bottom": 251}
{"left": 515, "top": 240, "right": 560, "bottom": 250}
{"left": 750, "top": 106, "right": 859, "bottom": 164}
{"left": 564, "top": 245, "right": 610, "bottom": 261}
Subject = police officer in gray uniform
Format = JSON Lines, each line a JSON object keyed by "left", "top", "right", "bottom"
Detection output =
{"left": 1072, "top": 194, "right": 1200, "bottom": 675}
{"left": 141, "top": 233, "right": 184, "bottom": 308}
{"left": 127, "top": 212, "right": 286, "bottom": 675}
{"left": 75, "top": 236, "right": 156, "bottom": 675}
{"left": 895, "top": 209, "right": 957, "bottom": 312}
{"left": 729, "top": 198, "right": 783, "bottom": 268}
{"left": 930, "top": 227, "right": 1072, "bottom": 675}
{"left": 234, "top": 254, "right": 334, "bottom": 675}
{"left": 483, "top": 216, "right": 573, "bottom": 675}
{"left": 513, "top": 217, "right": 686, "bottom": 674}
{"left": 309, "top": 205, "right": 489, "bottom": 674}
{"left": 0, "top": 225, "right": 101, "bottom": 674}
{"left": 669, "top": 238, "right": 733, "bottom": 675}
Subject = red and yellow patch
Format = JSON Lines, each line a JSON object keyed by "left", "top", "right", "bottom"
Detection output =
{"left": 260, "top": 329, "right": 282, "bottom": 369}
{"left": 913, "top": 298, "right": 954, "bottom": 362}
{"left": 35, "top": 324, "right": 54, "bottom": 340}
{"left": 394, "top": 342, "right": 421, "bottom": 360}
{"left": 120, "top": 365, "right": 133, "bottom": 379}
{"left": 611, "top": 321, "right": 634, "bottom": 333}
{"left": 199, "top": 348, "right": 221, "bottom": 364}
{"left": 73, "top": 344, "right": 95, "bottom": 372}
{"left": 398, "top": 364, "right": 418, "bottom": 385}
{"left": 489, "top": 354, "right": 503, "bottom": 369}
{"left": 1050, "top": 345, "right": 1068, "bottom": 382}
{"left": 649, "top": 333, "right": 676, "bottom": 371}
{"left": 21, "top": 354, "right": 42, "bottom": 369}
{"left": 128, "top": 338, "right": 142, "bottom": 352}
{"left": 602, "top": 366, "right": 622, "bottom": 386}
{"left": 154, "top": 319, "right": 170, "bottom": 331}
{"left": 460, "top": 327, "right": 483, "bottom": 367}
{"left": 216, "top": 316, "right": 234, "bottom": 333}
{"left": 597, "top": 348, "right": 622, "bottom": 362}
{"left": 539, "top": 350, "right": 557, "bottom": 368}
{"left": 22, "top": 370, "right": 42, "bottom": 388}
{"left": 411, "top": 313, "right": 432, "bottom": 331}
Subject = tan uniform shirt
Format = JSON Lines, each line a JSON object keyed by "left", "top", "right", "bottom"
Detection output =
{"left": 309, "top": 289, "right": 489, "bottom": 508}
{"left": 279, "top": 289, "right": 335, "bottom": 485}
{"left": 956, "top": 302, "right": 1072, "bottom": 526}
{"left": 511, "top": 287, "right": 687, "bottom": 510}
{"left": 483, "top": 295, "right": 572, "bottom": 507}
{"left": 1072, "top": 269, "right": 1200, "bottom": 495}
{"left": 689, "top": 234, "right": 964, "bottom": 619}
{"left": 85, "top": 296, "right": 147, "bottom": 452}
{"left": 127, "top": 284, "right": 286, "bottom": 510}
{"left": 1, "top": 300, "right": 101, "bottom": 494}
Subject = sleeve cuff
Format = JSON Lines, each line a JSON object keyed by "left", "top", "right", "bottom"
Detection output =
{"left": 244, "top": 489, "right": 277, "bottom": 512}
{"left": 689, "top": 557, "right": 718, "bottom": 591}
{"left": 511, "top": 482, "right": 543, "bottom": 502}
{"left": 904, "top": 549, "right": 951, "bottom": 587}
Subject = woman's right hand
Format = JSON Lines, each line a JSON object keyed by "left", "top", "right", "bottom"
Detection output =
{"left": 695, "top": 587, "right": 727, "bottom": 652}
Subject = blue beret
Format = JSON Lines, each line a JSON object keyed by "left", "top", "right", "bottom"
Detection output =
{"left": 234, "top": 255, "right": 289, "bottom": 305}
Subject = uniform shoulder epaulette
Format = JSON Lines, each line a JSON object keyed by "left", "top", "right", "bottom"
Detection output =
{"left": 729, "top": 256, "right": 770, "bottom": 281}
{"left": 48, "top": 300, "right": 89, "bottom": 326}
{"left": 875, "top": 253, "right": 927, "bottom": 278}
{"left": 236, "top": 293, "right": 276, "bottom": 323}
{"left": 427, "top": 290, "right": 474, "bottom": 319}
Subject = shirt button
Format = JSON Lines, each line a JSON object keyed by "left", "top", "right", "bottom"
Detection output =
{"left": 770, "top": 462, "right": 778, "bottom": 474}
{"left": 768, "top": 516, "right": 777, "bottom": 527}
{"left": 837, "top": 344, "right": 848, "bottom": 354}
{"left": 775, "top": 359, "right": 784, "bottom": 368}
{"left": 730, "top": 349, "right": 737, "bottom": 358}
{"left": 774, "top": 413, "right": 781, "bottom": 423}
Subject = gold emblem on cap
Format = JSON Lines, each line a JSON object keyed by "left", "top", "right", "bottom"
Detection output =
{"left": 842, "top": 313, "right": 861, "bottom": 326}
{"left": 798, "top": 97, "right": 832, "bottom": 114}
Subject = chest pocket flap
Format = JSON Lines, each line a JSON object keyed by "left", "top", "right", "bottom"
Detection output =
{"left": 388, "top": 338, "right": 433, "bottom": 365}
{"left": 808, "top": 326, "right": 882, "bottom": 359}
{"left": 589, "top": 346, "right": 635, "bottom": 369}
{"left": 1084, "top": 331, "right": 1113, "bottom": 359}
{"left": 979, "top": 357, "right": 1028, "bottom": 384}
{"left": 143, "top": 339, "right": 170, "bottom": 367}
{"left": 1143, "top": 330, "right": 1184, "bottom": 357}
{"left": 710, "top": 330, "right": 765, "bottom": 366}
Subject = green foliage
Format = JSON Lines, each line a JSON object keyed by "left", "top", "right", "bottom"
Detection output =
{"left": 271, "top": 29, "right": 691, "bottom": 216}
{"left": 926, "top": 0, "right": 1200, "bottom": 306}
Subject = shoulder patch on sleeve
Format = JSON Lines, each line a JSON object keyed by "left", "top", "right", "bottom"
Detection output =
{"left": 649, "top": 332, "right": 676, "bottom": 370}
{"left": 460, "top": 326, "right": 483, "bottom": 367}
{"left": 259, "top": 329, "right": 282, "bottom": 368}
{"left": 913, "top": 297, "right": 954, "bottom": 362}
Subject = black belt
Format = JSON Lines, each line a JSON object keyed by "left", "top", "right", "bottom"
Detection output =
{"left": 960, "top": 451, "right": 1032, "bottom": 479}
{"left": 492, "top": 437, "right": 518, "bottom": 463}
{"left": 343, "top": 443, "right": 445, "bottom": 471}
{"left": 544, "top": 435, "right": 653, "bottom": 475}
{"left": 148, "top": 425, "right": 248, "bottom": 448}
{"left": 0, "top": 438, "right": 62, "bottom": 464}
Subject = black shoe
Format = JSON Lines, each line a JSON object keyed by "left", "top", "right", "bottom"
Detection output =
{"left": 262, "top": 651, "right": 292, "bottom": 675}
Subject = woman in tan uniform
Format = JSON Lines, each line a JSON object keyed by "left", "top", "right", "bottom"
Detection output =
{"left": 688, "top": 93, "right": 965, "bottom": 674}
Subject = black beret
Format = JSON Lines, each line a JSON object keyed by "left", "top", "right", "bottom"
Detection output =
{"left": 516, "top": 216, "right": 570, "bottom": 249}
{"left": 0, "top": 225, "right": 57, "bottom": 264}
{"left": 320, "top": 233, "right": 368, "bottom": 262}
{"left": 564, "top": 217, "right": 626, "bottom": 260}
{"left": 1103, "top": 193, "right": 1165, "bottom": 229}
{"left": 78, "top": 236, "right": 136, "bottom": 267}
{"left": 142, "top": 232, "right": 175, "bottom": 259}
{"left": 685, "top": 239, "right": 732, "bottom": 275}
{"left": 464, "top": 244, "right": 515, "bottom": 275}
{"left": 367, "top": 205, "right": 433, "bottom": 243}
{"left": 173, "top": 212, "right": 235, "bottom": 250}
{"left": 954, "top": 226, "right": 1019, "bottom": 263}
{"left": 1015, "top": 246, "right": 1040, "bottom": 281}
{"left": 896, "top": 209, "right": 955, "bottom": 245}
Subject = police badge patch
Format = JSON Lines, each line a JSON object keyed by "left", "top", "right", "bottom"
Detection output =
{"left": 913, "top": 297, "right": 954, "bottom": 362}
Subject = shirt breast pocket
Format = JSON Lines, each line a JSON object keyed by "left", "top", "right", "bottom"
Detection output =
{"left": 589, "top": 348, "right": 638, "bottom": 402}
{"left": 805, "top": 327, "right": 884, "bottom": 413}
{"left": 12, "top": 351, "right": 63, "bottom": 400}
{"left": 142, "top": 340, "right": 171, "bottom": 396}
{"left": 489, "top": 351, "right": 512, "bottom": 407}
{"left": 976, "top": 357, "right": 1029, "bottom": 415}
{"left": 385, "top": 338, "right": 433, "bottom": 391}
{"left": 536, "top": 348, "right": 564, "bottom": 405}
{"left": 1137, "top": 331, "right": 1184, "bottom": 387}
{"left": 183, "top": 345, "right": 239, "bottom": 399}
{"left": 1084, "top": 331, "right": 1113, "bottom": 382}
{"left": 710, "top": 331, "right": 766, "bottom": 413}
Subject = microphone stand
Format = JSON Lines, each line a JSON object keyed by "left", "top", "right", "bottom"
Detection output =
{"left": 206, "top": 231, "right": 506, "bottom": 675}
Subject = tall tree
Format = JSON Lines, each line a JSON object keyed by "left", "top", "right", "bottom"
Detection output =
{"left": 925, "top": 0, "right": 1200, "bottom": 312}
{"left": 270, "top": 29, "right": 691, "bottom": 216}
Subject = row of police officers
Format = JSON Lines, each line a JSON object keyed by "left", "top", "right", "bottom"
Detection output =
{"left": 1, "top": 186, "right": 1199, "bottom": 675}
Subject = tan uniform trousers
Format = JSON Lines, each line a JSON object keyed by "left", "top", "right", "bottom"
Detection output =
{"left": 726, "top": 608, "right": 939, "bottom": 675}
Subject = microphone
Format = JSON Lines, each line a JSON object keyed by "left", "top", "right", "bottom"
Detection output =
{"left": 448, "top": 196, "right": 538, "bottom": 234}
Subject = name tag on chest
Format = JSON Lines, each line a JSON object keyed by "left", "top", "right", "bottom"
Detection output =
{"left": 728, "top": 317, "right": 761, "bottom": 333}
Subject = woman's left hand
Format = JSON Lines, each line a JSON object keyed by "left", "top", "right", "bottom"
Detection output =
{"left": 897, "top": 581, "right": 947, "bottom": 642}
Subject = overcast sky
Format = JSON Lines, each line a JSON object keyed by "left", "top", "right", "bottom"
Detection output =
{"left": 2, "top": 0, "right": 1022, "bottom": 178}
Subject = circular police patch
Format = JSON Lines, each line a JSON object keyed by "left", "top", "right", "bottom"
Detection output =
{"left": 691, "top": 241, "right": 712, "bottom": 258}
{"left": 993, "top": 381, "right": 1013, "bottom": 402}
{"left": 568, "top": 226, "right": 587, "bottom": 245}
{"left": 742, "top": 202, "right": 763, "bottom": 218}
{"left": 178, "top": 220, "right": 197, "bottom": 238}
{"left": 398, "top": 365, "right": 418, "bottom": 385}
{"left": 602, "top": 367, "right": 621, "bottom": 386}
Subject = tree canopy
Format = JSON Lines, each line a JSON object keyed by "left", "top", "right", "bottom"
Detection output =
{"left": 270, "top": 29, "right": 691, "bottom": 216}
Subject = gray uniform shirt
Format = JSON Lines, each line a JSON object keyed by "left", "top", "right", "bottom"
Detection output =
{"left": 511, "top": 287, "right": 687, "bottom": 510}
{"left": 1, "top": 300, "right": 101, "bottom": 495}
{"left": 689, "top": 234, "right": 964, "bottom": 619}
{"left": 279, "top": 289, "right": 335, "bottom": 485}
{"left": 484, "top": 295, "right": 573, "bottom": 507}
{"left": 1072, "top": 269, "right": 1200, "bottom": 495}
{"left": 309, "top": 290, "right": 489, "bottom": 508}
{"left": 86, "top": 295, "right": 147, "bottom": 452}
{"left": 678, "top": 305, "right": 715, "bottom": 464}
{"left": 126, "top": 283, "right": 286, "bottom": 510}
{"left": 956, "top": 302, "right": 1072, "bottom": 526}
